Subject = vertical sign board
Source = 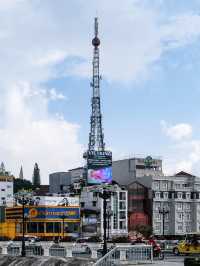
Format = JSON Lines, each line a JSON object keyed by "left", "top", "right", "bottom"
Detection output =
{"left": 84, "top": 150, "right": 112, "bottom": 185}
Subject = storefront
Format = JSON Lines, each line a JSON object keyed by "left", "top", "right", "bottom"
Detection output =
{"left": 2, "top": 205, "right": 80, "bottom": 240}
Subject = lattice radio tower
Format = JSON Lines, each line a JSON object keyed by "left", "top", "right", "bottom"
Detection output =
{"left": 84, "top": 18, "right": 112, "bottom": 169}
{"left": 89, "top": 17, "right": 104, "bottom": 151}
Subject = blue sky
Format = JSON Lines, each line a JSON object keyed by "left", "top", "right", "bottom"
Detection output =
{"left": 1, "top": 0, "right": 200, "bottom": 183}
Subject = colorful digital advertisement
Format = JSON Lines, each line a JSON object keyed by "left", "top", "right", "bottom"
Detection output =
{"left": 87, "top": 166, "right": 112, "bottom": 184}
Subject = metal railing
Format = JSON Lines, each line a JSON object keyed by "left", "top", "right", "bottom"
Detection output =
{"left": 49, "top": 245, "right": 66, "bottom": 257}
{"left": 7, "top": 246, "right": 21, "bottom": 256}
{"left": 94, "top": 245, "right": 153, "bottom": 266}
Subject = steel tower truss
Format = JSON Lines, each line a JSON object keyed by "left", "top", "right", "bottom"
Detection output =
{"left": 84, "top": 18, "right": 112, "bottom": 171}
{"left": 89, "top": 17, "right": 105, "bottom": 151}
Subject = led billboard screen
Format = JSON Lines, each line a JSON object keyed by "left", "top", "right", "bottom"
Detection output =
{"left": 88, "top": 167, "right": 112, "bottom": 184}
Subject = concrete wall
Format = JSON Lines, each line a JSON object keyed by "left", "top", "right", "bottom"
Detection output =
{"left": 49, "top": 172, "right": 71, "bottom": 193}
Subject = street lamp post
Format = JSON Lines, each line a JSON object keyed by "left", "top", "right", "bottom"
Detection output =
{"left": 15, "top": 190, "right": 33, "bottom": 257}
{"left": 159, "top": 207, "right": 169, "bottom": 237}
{"left": 107, "top": 209, "right": 113, "bottom": 240}
{"left": 99, "top": 188, "right": 112, "bottom": 256}
{"left": 60, "top": 214, "right": 66, "bottom": 240}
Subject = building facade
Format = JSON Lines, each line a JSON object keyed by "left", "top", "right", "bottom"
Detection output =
{"left": 112, "top": 156, "right": 163, "bottom": 186}
{"left": 49, "top": 172, "right": 71, "bottom": 194}
{"left": 0, "top": 195, "right": 80, "bottom": 240}
{"left": 80, "top": 184, "right": 128, "bottom": 239}
{"left": 49, "top": 168, "right": 85, "bottom": 194}
{"left": 128, "top": 181, "right": 152, "bottom": 230}
{"left": 152, "top": 172, "right": 200, "bottom": 236}
{"left": 0, "top": 165, "right": 13, "bottom": 207}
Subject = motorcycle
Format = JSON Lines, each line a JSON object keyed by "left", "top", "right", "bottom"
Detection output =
{"left": 153, "top": 243, "right": 164, "bottom": 260}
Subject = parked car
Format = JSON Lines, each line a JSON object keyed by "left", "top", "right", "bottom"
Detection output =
{"left": 72, "top": 239, "right": 91, "bottom": 254}
{"left": 173, "top": 233, "right": 200, "bottom": 255}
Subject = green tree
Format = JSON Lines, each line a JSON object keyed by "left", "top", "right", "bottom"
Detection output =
{"left": 133, "top": 224, "right": 152, "bottom": 238}
{"left": 32, "top": 163, "right": 41, "bottom": 188}
{"left": 14, "top": 178, "right": 33, "bottom": 193}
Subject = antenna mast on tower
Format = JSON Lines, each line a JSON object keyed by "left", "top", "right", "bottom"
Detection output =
{"left": 89, "top": 17, "right": 104, "bottom": 151}
{"left": 83, "top": 18, "right": 112, "bottom": 180}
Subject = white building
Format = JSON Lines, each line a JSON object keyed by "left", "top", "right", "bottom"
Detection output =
{"left": 0, "top": 163, "right": 14, "bottom": 207}
{"left": 80, "top": 184, "right": 128, "bottom": 238}
{"left": 112, "top": 156, "right": 163, "bottom": 186}
{"left": 152, "top": 171, "right": 200, "bottom": 236}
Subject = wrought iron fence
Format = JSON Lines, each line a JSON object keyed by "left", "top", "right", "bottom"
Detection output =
{"left": 94, "top": 245, "right": 153, "bottom": 266}
{"left": 7, "top": 246, "right": 20, "bottom": 256}
{"left": 49, "top": 245, "right": 66, "bottom": 257}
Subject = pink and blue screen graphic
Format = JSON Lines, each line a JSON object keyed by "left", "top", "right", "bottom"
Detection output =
{"left": 88, "top": 167, "right": 112, "bottom": 184}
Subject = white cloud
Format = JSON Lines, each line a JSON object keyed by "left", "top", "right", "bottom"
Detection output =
{"left": 161, "top": 120, "right": 192, "bottom": 141}
{"left": 0, "top": 1, "right": 200, "bottom": 182}
{"left": 49, "top": 88, "right": 66, "bottom": 101}
{"left": 161, "top": 122, "right": 200, "bottom": 176}
{"left": 161, "top": 14, "right": 200, "bottom": 49}
{"left": 0, "top": 82, "right": 83, "bottom": 183}
{"left": 34, "top": 51, "right": 67, "bottom": 67}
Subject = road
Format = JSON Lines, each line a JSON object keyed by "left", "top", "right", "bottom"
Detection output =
{"left": 154, "top": 255, "right": 184, "bottom": 266}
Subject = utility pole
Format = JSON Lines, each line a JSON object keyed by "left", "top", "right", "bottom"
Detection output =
{"left": 99, "top": 188, "right": 111, "bottom": 256}
{"left": 159, "top": 207, "right": 169, "bottom": 237}
{"left": 15, "top": 190, "right": 33, "bottom": 257}
{"left": 107, "top": 208, "right": 113, "bottom": 240}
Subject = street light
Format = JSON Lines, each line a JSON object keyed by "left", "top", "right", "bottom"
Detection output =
{"left": 107, "top": 208, "right": 113, "bottom": 240}
{"left": 60, "top": 214, "right": 67, "bottom": 240}
{"left": 14, "top": 190, "right": 33, "bottom": 257}
{"left": 159, "top": 207, "right": 169, "bottom": 237}
{"left": 99, "top": 188, "right": 112, "bottom": 256}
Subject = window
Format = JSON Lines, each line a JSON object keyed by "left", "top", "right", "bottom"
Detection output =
{"left": 1, "top": 197, "right": 5, "bottom": 200}
{"left": 38, "top": 222, "right": 44, "bottom": 233}
{"left": 119, "top": 211, "right": 126, "bottom": 219}
{"left": 178, "top": 192, "right": 182, "bottom": 199}
{"left": 154, "top": 202, "right": 161, "bottom": 210}
{"left": 81, "top": 202, "right": 85, "bottom": 208}
{"left": 1, "top": 189, "right": 5, "bottom": 191}
{"left": 175, "top": 184, "right": 181, "bottom": 189}
{"left": 119, "top": 192, "right": 126, "bottom": 200}
{"left": 119, "top": 201, "right": 126, "bottom": 210}
{"left": 176, "top": 203, "right": 182, "bottom": 210}
{"left": 177, "top": 224, "right": 183, "bottom": 231}
{"left": 162, "top": 182, "right": 168, "bottom": 190}
{"left": 54, "top": 222, "right": 61, "bottom": 233}
{"left": 185, "top": 203, "right": 190, "bottom": 210}
{"left": 27, "top": 222, "right": 37, "bottom": 233}
{"left": 186, "top": 214, "right": 191, "bottom": 220}
{"left": 155, "top": 213, "right": 161, "bottom": 220}
{"left": 119, "top": 221, "right": 126, "bottom": 230}
{"left": 186, "top": 226, "right": 191, "bottom": 232}
{"left": 163, "top": 192, "right": 168, "bottom": 199}
{"left": 154, "top": 223, "right": 161, "bottom": 231}
{"left": 186, "top": 193, "right": 190, "bottom": 200}
{"left": 155, "top": 192, "right": 160, "bottom": 199}
{"left": 178, "top": 213, "right": 183, "bottom": 220}
{"left": 153, "top": 182, "right": 159, "bottom": 190}
{"left": 46, "top": 222, "right": 54, "bottom": 233}
{"left": 92, "top": 201, "right": 96, "bottom": 207}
